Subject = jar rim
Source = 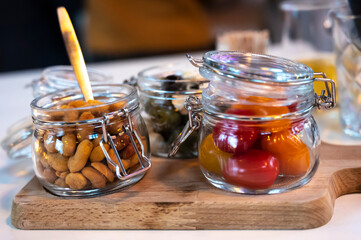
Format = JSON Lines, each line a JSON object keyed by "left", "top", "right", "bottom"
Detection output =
{"left": 202, "top": 51, "right": 314, "bottom": 85}
{"left": 138, "top": 63, "right": 208, "bottom": 83}
{"left": 42, "top": 65, "right": 112, "bottom": 86}
{"left": 137, "top": 62, "right": 209, "bottom": 95}
{"left": 31, "top": 84, "right": 138, "bottom": 124}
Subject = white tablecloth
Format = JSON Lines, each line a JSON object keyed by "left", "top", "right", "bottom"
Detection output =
{"left": 0, "top": 53, "right": 360, "bottom": 240}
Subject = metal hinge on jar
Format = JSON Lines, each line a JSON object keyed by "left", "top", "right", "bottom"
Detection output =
{"left": 313, "top": 72, "right": 336, "bottom": 110}
{"left": 168, "top": 96, "right": 203, "bottom": 157}
{"left": 99, "top": 107, "right": 151, "bottom": 180}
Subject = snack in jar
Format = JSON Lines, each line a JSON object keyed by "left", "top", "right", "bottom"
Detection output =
{"left": 137, "top": 63, "right": 209, "bottom": 158}
{"left": 31, "top": 84, "right": 151, "bottom": 197}
{"left": 170, "top": 51, "right": 336, "bottom": 194}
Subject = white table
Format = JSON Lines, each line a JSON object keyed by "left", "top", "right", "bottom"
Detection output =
{"left": 0, "top": 53, "right": 360, "bottom": 240}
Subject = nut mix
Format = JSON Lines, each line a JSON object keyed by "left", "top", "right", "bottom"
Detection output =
{"left": 34, "top": 99, "right": 142, "bottom": 190}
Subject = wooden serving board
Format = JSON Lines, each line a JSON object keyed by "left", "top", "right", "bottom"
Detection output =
{"left": 11, "top": 143, "right": 361, "bottom": 230}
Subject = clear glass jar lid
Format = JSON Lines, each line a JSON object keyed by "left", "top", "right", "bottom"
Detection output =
{"left": 201, "top": 51, "right": 314, "bottom": 84}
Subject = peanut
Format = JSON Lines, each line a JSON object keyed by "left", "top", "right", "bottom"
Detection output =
{"left": 121, "top": 143, "right": 135, "bottom": 159}
{"left": 76, "top": 126, "right": 94, "bottom": 141}
{"left": 48, "top": 153, "right": 69, "bottom": 172}
{"left": 65, "top": 173, "right": 88, "bottom": 189}
{"left": 54, "top": 178, "right": 69, "bottom": 188}
{"left": 76, "top": 111, "right": 95, "bottom": 141}
{"left": 108, "top": 120, "right": 124, "bottom": 135}
{"left": 81, "top": 167, "right": 107, "bottom": 188}
{"left": 92, "top": 135, "right": 102, "bottom": 147}
{"left": 68, "top": 139, "right": 93, "bottom": 172}
{"left": 44, "top": 131, "right": 58, "bottom": 153}
{"left": 129, "top": 154, "right": 139, "bottom": 169}
{"left": 83, "top": 100, "right": 109, "bottom": 117}
{"left": 79, "top": 111, "right": 94, "bottom": 120}
{"left": 90, "top": 144, "right": 110, "bottom": 162}
{"left": 107, "top": 149, "right": 130, "bottom": 172}
{"left": 113, "top": 133, "right": 130, "bottom": 151}
{"left": 64, "top": 110, "right": 79, "bottom": 122}
{"left": 60, "top": 105, "right": 79, "bottom": 121}
{"left": 43, "top": 168, "right": 57, "bottom": 183}
{"left": 62, "top": 134, "right": 77, "bottom": 157}
{"left": 68, "top": 100, "right": 86, "bottom": 108}
{"left": 91, "top": 162, "right": 115, "bottom": 182}
{"left": 55, "top": 170, "right": 69, "bottom": 179}
{"left": 109, "top": 100, "right": 126, "bottom": 112}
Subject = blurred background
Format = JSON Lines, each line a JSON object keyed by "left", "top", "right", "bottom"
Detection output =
{"left": 0, "top": 0, "right": 285, "bottom": 72}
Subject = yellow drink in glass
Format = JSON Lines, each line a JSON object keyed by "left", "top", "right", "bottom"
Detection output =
{"left": 297, "top": 58, "right": 337, "bottom": 95}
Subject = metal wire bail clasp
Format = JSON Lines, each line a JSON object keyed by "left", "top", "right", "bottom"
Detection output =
{"left": 168, "top": 96, "right": 203, "bottom": 157}
{"left": 313, "top": 72, "right": 336, "bottom": 110}
{"left": 186, "top": 53, "right": 204, "bottom": 68}
{"left": 99, "top": 107, "right": 151, "bottom": 180}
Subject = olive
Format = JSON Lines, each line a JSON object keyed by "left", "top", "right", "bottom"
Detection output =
{"left": 161, "top": 74, "right": 187, "bottom": 91}
{"left": 148, "top": 105, "right": 182, "bottom": 134}
{"left": 164, "top": 74, "right": 182, "bottom": 80}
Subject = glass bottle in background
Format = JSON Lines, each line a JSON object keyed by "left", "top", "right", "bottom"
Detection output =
{"left": 332, "top": 3, "right": 361, "bottom": 137}
{"left": 280, "top": 0, "right": 338, "bottom": 95}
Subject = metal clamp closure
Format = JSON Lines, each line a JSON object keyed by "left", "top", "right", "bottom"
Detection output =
{"left": 99, "top": 107, "right": 151, "bottom": 180}
{"left": 186, "top": 54, "right": 204, "bottom": 68}
{"left": 168, "top": 96, "right": 203, "bottom": 157}
{"left": 313, "top": 72, "right": 336, "bottom": 110}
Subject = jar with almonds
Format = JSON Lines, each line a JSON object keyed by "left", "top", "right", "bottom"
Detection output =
{"left": 31, "top": 84, "right": 151, "bottom": 197}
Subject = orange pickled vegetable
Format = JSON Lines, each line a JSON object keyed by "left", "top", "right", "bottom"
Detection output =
{"left": 199, "top": 134, "right": 233, "bottom": 174}
{"left": 260, "top": 130, "right": 310, "bottom": 176}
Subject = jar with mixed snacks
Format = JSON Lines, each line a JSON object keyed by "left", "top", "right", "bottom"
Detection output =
{"left": 170, "top": 51, "right": 336, "bottom": 194}
{"left": 31, "top": 84, "right": 151, "bottom": 197}
{"left": 137, "top": 63, "right": 209, "bottom": 158}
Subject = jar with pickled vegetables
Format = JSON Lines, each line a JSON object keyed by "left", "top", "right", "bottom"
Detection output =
{"left": 31, "top": 84, "right": 151, "bottom": 197}
{"left": 170, "top": 51, "right": 336, "bottom": 194}
{"left": 137, "top": 63, "right": 209, "bottom": 158}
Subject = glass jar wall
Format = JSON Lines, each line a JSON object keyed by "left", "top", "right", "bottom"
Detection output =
{"left": 31, "top": 84, "right": 151, "bottom": 197}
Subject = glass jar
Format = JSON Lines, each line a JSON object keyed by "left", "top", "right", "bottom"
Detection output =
{"left": 31, "top": 84, "right": 151, "bottom": 197}
{"left": 1, "top": 66, "right": 112, "bottom": 161}
{"left": 31, "top": 65, "right": 112, "bottom": 98}
{"left": 137, "top": 63, "right": 209, "bottom": 158}
{"left": 170, "top": 51, "right": 336, "bottom": 194}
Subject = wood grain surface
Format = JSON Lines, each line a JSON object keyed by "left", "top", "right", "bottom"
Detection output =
{"left": 11, "top": 143, "right": 361, "bottom": 230}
